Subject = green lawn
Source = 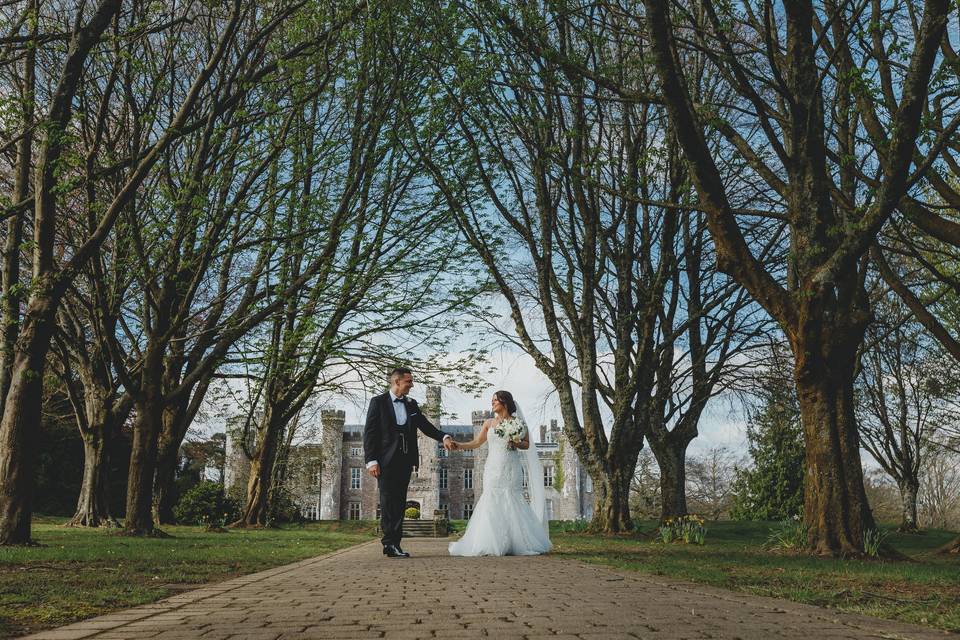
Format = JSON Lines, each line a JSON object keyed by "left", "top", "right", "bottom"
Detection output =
{"left": 548, "top": 520, "right": 960, "bottom": 633}
{"left": 0, "top": 517, "right": 377, "bottom": 638}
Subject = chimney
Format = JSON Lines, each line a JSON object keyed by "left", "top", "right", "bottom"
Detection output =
{"left": 539, "top": 424, "right": 547, "bottom": 442}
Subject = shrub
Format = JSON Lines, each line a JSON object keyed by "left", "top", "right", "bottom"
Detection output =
{"left": 173, "top": 481, "right": 241, "bottom": 527}
{"left": 765, "top": 516, "right": 807, "bottom": 551}
{"left": 404, "top": 507, "right": 420, "bottom": 519}
{"left": 267, "top": 489, "right": 303, "bottom": 525}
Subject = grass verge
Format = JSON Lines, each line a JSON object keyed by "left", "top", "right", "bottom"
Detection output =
{"left": 549, "top": 519, "right": 960, "bottom": 633}
{"left": 0, "top": 517, "right": 376, "bottom": 638}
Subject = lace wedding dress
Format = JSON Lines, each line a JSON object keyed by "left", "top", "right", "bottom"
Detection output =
{"left": 448, "top": 421, "right": 552, "bottom": 556}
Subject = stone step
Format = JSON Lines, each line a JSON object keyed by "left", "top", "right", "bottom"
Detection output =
{"left": 401, "top": 520, "right": 448, "bottom": 537}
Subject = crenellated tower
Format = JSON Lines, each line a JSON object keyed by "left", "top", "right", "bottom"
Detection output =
{"left": 472, "top": 409, "right": 494, "bottom": 497}
{"left": 318, "top": 409, "right": 345, "bottom": 519}
{"left": 406, "top": 385, "right": 443, "bottom": 518}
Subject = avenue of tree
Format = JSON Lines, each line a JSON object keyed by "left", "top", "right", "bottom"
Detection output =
{"left": 2, "top": 0, "right": 959, "bottom": 556}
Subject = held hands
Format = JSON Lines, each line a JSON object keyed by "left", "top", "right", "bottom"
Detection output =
{"left": 443, "top": 437, "right": 459, "bottom": 452}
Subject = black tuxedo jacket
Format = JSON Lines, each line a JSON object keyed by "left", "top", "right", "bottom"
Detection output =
{"left": 363, "top": 392, "right": 449, "bottom": 469}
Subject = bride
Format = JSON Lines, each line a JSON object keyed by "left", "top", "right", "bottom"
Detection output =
{"left": 448, "top": 390, "right": 552, "bottom": 556}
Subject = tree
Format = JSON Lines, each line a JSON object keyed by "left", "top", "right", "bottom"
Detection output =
{"left": 630, "top": 449, "right": 661, "bottom": 520}
{"left": 0, "top": 0, "right": 131, "bottom": 544}
{"left": 920, "top": 447, "right": 960, "bottom": 535}
{"left": 408, "top": 0, "right": 770, "bottom": 530}
{"left": 0, "top": 0, "right": 284, "bottom": 544}
{"left": 194, "top": 5, "right": 486, "bottom": 527}
{"left": 53, "top": 299, "right": 133, "bottom": 527}
{"left": 856, "top": 298, "right": 958, "bottom": 531}
{"left": 635, "top": 0, "right": 950, "bottom": 554}
{"left": 686, "top": 447, "right": 740, "bottom": 520}
{"left": 732, "top": 346, "right": 805, "bottom": 521}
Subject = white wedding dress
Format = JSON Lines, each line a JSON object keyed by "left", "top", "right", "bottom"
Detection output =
{"left": 448, "top": 423, "right": 552, "bottom": 556}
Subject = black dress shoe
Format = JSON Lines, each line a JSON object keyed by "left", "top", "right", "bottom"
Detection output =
{"left": 382, "top": 544, "right": 410, "bottom": 558}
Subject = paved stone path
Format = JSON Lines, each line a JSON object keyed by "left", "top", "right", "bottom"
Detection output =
{"left": 25, "top": 538, "right": 954, "bottom": 640}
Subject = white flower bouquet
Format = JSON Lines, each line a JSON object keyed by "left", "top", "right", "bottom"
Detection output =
{"left": 494, "top": 416, "right": 527, "bottom": 444}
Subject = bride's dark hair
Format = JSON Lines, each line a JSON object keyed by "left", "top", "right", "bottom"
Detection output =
{"left": 494, "top": 390, "right": 517, "bottom": 415}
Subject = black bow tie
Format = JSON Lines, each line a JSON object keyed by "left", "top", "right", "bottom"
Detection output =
{"left": 393, "top": 397, "right": 404, "bottom": 403}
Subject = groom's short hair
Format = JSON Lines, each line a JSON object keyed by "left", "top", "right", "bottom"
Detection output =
{"left": 389, "top": 366, "right": 412, "bottom": 381}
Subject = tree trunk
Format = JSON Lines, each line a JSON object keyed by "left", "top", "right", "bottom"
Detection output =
{"left": 66, "top": 432, "right": 116, "bottom": 527}
{"left": 152, "top": 441, "right": 179, "bottom": 526}
{"left": 235, "top": 407, "right": 284, "bottom": 527}
{"left": 589, "top": 465, "right": 634, "bottom": 533}
{"left": 0, "top": 0, "right": 34, "bottom": 411}
{"left": 793, "top": 330, "right": 876, "bottom": 555}
{"left": 152, "top": 401, "right": 188, "bottom": 525}
{"left": 123, "top": 394, "right": 165, "bottom": 535}
{"left": 0, "top": 294, "right": 57, "bottom": 544}
{"left": 649, "top": 438, "right": 689, "bottom": 521}
{"left": 898, "top": 480, "right": 919, "bottom": 532}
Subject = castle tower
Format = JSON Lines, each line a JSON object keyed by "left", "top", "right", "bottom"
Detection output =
{"left": 472, "top": 409, "right": 494, "bottom": 497}
{"left": 318, "top": 409, "right": 345, "bottom": 520}
{"left": 406, "top": 385, "right": 443, "bottom": 518}
{"left": 223, "top": 427, "right": 251, "bottom": 494}
{"left": 420, "top": 385, "right": 442, "bottom": 473}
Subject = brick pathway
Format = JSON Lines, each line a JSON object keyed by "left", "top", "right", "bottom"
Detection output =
{"left": 25, "top": 538, "right": 954, "bottom": 640}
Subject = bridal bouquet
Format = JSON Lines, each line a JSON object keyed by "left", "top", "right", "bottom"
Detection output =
{"left": 495, "top": 417, "right": 527, "bottom": 444}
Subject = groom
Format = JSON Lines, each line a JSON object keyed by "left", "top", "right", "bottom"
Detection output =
{"left": 364, "top": 367, "right": 456, "bottom": 558}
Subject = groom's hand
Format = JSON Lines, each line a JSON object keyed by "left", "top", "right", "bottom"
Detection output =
{"left": 367, "top": 463, "right": 380, "bottom": 478}
{"left": 443, "top": 436, "right": 456, "bottom": 452}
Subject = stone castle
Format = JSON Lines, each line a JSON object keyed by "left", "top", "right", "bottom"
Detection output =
{"left": 225, "top": 386, "right": 593, "bottom": 521}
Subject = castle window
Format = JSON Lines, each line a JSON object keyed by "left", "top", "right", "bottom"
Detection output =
{"left": 348, "top": 502, "right": 361, "bottom": 520}
{"left": 439, "top": 503, "right": 449, "bottom": 518}
{"left": 544, "top": 465, "right": 554, "bottom": 488}
{"left": 463, "top": 468, "right": 473, "bottom": 489}
{"left": 350, "top": 447, "right": 362, "bottom": 457}
{"left": 350, "top": 467, "right": 361, "bottom": 489}
{"left": 439, "top": 467, "right": 448, "bottom": 489}
{"left": 437, "top": 442, "right": 448, "bottom": 458}
{"left": 376, "top": 506, "right": 382, "bottom": 519}
{"left": 303, "top": 505, "right": 318, "bottom": 521}
{"left": 521, "top": 467, "right": 528, "bottom": 488}
{"left": 463, "top": 502, "right": 474, "bottom": 519}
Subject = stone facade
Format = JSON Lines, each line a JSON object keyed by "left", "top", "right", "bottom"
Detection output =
{"left": 225, "top": 386, "right": 593, "bottom": 521}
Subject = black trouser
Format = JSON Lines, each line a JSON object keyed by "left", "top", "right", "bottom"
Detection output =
{"left": 378, "top": 448, "right": 414, "bottom": 547}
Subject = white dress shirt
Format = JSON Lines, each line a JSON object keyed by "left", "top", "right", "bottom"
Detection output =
{"left": 366, "top": 391, "right": 452, "bottom": 468}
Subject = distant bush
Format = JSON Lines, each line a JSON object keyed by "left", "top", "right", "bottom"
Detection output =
{"left": 268, "top": 490, "right": 303, "bottom": 525}
{"left": 174, "top": 481, "right": 241, "bottom": 526}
